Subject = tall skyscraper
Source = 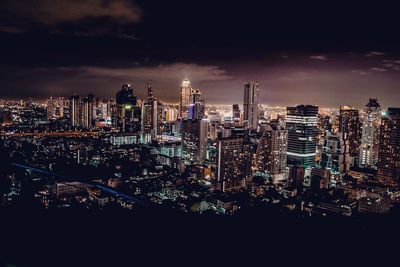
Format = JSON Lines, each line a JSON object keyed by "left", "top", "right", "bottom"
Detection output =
{"left": 286, "top": 105, "right": 318, "bottom": 168}
{"left": 319, "top": 130, "right": 350, "bottom": 176}
{"left": 255, "top": 120, "right": 287, "bottom": 181}
{"left": 181, "top": 119, "right": 208, "bottom": 164}
{"left": 180, "top": 79, "right": 192, "bottom": 118}
{"left": 81, "top": 93, "right": 94, "bottom": 128}
{"left": 142, "top": 82, "right": 155, "bottom": 137}
{"left": 359, "top": 99, "right": 381, "bottom": 169}
{"left": 243, "top": 81, "right": 259, "bottom": 130}
{"left": 377, "top": 108, "right": 400, "bottom": 184}
{"left": 69, "top": 94, "right": 81, "bottom": 127}
{"left": 339, "top": 106, "right": 361, "bottom": 158}
{"left": 216, "top": 132, "right": 254, "bottom": 191}
{"left": 115, "top": 84, "right": 141, "bottom": 133}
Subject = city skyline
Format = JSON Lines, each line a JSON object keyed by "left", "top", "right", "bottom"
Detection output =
{"left": 1, "top": 1, "right": 400, "bottom": 107}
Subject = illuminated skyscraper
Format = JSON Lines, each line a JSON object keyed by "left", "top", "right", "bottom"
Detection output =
{"left": 255, "top": 120, "right": 287, "bottom": 180}
{"left": 181, "top": 118, "right": 208, "bottom": 164}
{"left": 232, "top": 104, "right": 240, "bottom": 120}
{"left": 286, "top": 105, "right": 318, "bottom": 168}
{"left": 319, "top": 130, "right": 350, "bottom": 176}
{"left": 216, "top": 131, "right": 254, "bottom": 191}
{"left": 187, "top": 89, "right": 205, "bottom": 120}
{"left": 180, "top": 79, "right": 192, "bottom": 118}
{"left": 142, "top": 83, "right": 155, "bottom": 135}
{"left": 339, "top": 106, "right": 361, "bottom": 158}
{"left": 243, "top": 81, "right": 259, "bottom": 130}
{"left": 115, "top": 84, "right": 141, "bottom": 133}
{"left": 359, "top": 99, "right": 381, "bottom": 168}
{"left": 81, "top": 93, "right": 94, "bottom": 128}
{"left": 69, "top": 94, "right": 81, "bottom": 127}
{"left": 377, "top": 108, "right": 400, "bottom": 184}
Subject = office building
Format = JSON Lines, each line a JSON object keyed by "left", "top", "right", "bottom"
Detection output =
{"left": 319, "top": 130, "right": 350, "bottom": 176}
{"left": 243, "top": 81, "right": 259, "bottom": 130}
{"left": 69, "top": 94, "right": 81, "bottom": 127}
{"left": 181, "top": 119, "right": 209, "bottom": 164}
{"left": 339, "top": 106, "right": 361, "bottom": 157}
{"left": 255, "top": 120, "right": 287, "bottom": 180}
{"left": 232, "top": 104, "right": 240, "bottom": 121}
{"left": 216, "top": 133, "right": 254, "bottom": 191}
{"left": 180, "top": 79, "right": 192, "bottom": 118}
{"left": 286, "top": 105, "right": 318, "bottom": 168}
{"left": 115, "top": 84, "right": 141, "bottom": 133}
{"left": 81, "top": 93, "right": 95, "bottom": 128}
{"left": 377, "top": 108, "right": 400, "bottom": 184}
{"left": 359, "top": 99, "right": 381, "bottom": 168}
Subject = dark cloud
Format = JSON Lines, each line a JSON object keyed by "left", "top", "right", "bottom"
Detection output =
{"left": 365, "top": 51, "right": 386, "bottom": 57}
{"left": 310, "top": 55, "right": 327, "bottom": 61}
{"left": 0, "top": 0, "right": 142, "bottom": 38}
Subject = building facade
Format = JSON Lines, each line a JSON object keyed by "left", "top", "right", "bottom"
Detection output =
{"left": 359, "top": 99, "right": 381, "bottom": 168}
{"left": 243, "top": 81, "right": 259, "bottom": 130}
{"left": 286, "top": 105, "right": 318, "bottom": 168}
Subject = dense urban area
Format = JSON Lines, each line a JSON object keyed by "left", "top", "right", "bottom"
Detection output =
{"left": 1, "top": 80, "right": 399, "bottom": 218}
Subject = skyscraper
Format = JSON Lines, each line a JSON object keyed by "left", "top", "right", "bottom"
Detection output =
{"left": 377, "top": 108, "right": 400, "bottom": 184}
{"left": 81, "top": 93, "right": 94, "bottom": 128}
{"left": 115, "top": 84, "right": 141, "bottom": 133}
{"left": 181, "top": 118, "right": 208, "bottom": 164}
{"left": 255, "top": 120, "right": 287, "bottom": 180}
{"left": 243, "top": 81, "right": 259, "bottom": 130}
{"left": 180, "top": 79, "right": 192, "bottom": 118}
{"left": 216, "top": 134, "right": 254, "bottom": 192}
{"left": 359, "top": 99, "right": 381, "bottom": 169}
{"left": 142, "top": 82, "right": 155, "bottom": 137}
{"left": 69, "top": 94, "right": 81, "bottom": 127}
{"left": 319, "top": 130, "right": 350, "bottom": 176}
{"left": 286, "top": 105, "right": 318, "bottom": 168}
{"left": 339, "top": 106, "right": 361, "bottom": 158}
{"left": 232, "top": 104, "right": 240, "bottom": 120}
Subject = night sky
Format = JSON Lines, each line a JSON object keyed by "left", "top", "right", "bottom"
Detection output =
{"left": 1, "top": 0, "right": 400, "bottom": 108}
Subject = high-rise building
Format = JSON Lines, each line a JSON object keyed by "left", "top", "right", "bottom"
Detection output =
{"left": 339, "top": 106, "right": 361, "bottom": 158}
{"left": 319, "top": 131, "right": 350, "bottom": 176}
{"left": 377, "top": 108, "right": 400, "bottom": 184}
{"left": 232, "top": 104, "right": 240, "bottom": 120}
{"left": 255, "top": 120, "right": 287, "bottom": 180}
{"left": 179, "top": 79, "right": 205, "bottom": 120}
{"left": 286, "top": 105, "right": 318, "bottom": 168}
{"left": 181, "top": 119, "right": 208, "bottom": 164}
{"left": 115, "top": 84, "right": 141, "bottom": 133}
{"left": 69, "top": 94, "right": 81, "bottom": 127}
{"left": 47, "top": 97, "right": 65, "bottom": 119}
{"left": 165, "top": 107, "right": 178, "bottom": 122}
{"left": 180, "top": 79, "right": 192, "bottom": 118}
{"left": 142, "top": 83, "right": 155, "bottom": 137}
{"left": 215, "top": 132, "right": 254, "bottom": 191}
{"left": 243, "top": 81, "right": 259, "bottom": 130}
{"left": 359, "top": 99, "right": 381, "bottom": 169}
{"left": 81, "top": 94, "right": 94, "bottom": 128}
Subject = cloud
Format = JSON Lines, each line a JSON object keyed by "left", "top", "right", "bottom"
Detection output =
{"left": 370, "top": 67, "right": 387, "bottom": 72}
{"left": 62, "top": 63, "right": 233, "bottom": 83}
{"left": 381, "top": 59, "right": 400, "bottom": 71}
{"left": 0, "top": 0, "right": 142, "bottom": 38}
{"left": 310, "top": 55, "right": 327, "bottom": 60}
{"left": 365, "top": 51, "right": 386, "bottom": 57}
{"left": 351, "top": 70, "right": 370, "bottom": 75}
